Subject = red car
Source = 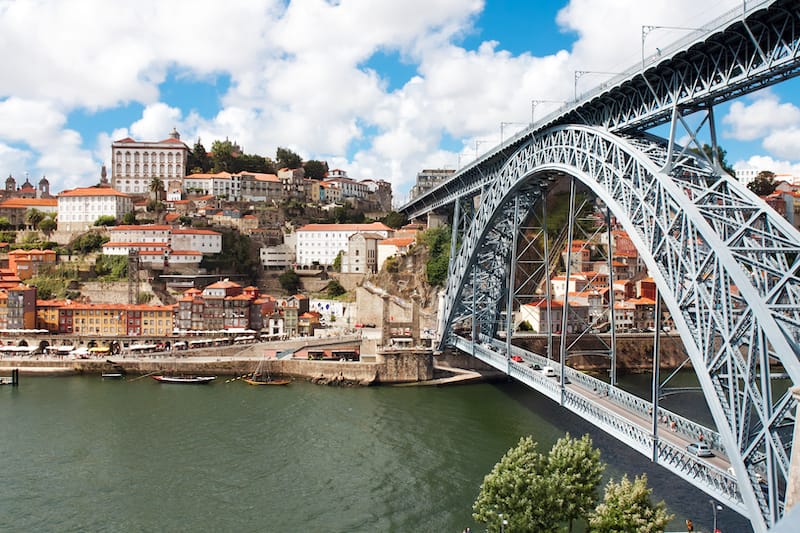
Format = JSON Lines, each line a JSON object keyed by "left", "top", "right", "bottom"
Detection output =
{"left": 511, "top": 355, "right": 523, "bottom": 362}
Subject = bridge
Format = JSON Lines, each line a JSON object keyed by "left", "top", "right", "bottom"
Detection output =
{"left": 400, "top": 1, "right": 800, "bottom": 531}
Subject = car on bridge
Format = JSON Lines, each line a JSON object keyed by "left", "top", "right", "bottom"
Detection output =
{"left": 511, "top": 355, "right": 523, "bottom": 362}
{"left": 687, "top": 442, "right": 713, "bottom": 457}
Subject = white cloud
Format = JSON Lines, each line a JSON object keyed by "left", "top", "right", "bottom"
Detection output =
{"left": 724, "top": 92, "right": 800, "bottom": 141}
{"left": 0, "top": 0, "right": 792, "bottom": 199}
{"left": 732, "top": 155, "right": 800, "bottom": 177}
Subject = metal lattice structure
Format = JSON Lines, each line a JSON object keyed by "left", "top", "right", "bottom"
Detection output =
{"left": 398, "top": 4, "right": 800, "bottom": 530}
{"left": 437, "top": 126, "right": 800, "bottom": 530}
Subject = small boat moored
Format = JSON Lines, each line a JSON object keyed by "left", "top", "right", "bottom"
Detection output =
{"left": 101, "top": 373, "right": 125, "bottom": 379}
{"left": 243, "top": 374, "right": 291, "bottom": 386}
{"left": 152, "top": 375, "right": 216, "bottom": 384}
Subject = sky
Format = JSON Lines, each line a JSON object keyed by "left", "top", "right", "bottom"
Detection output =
{"left": 1, "top": 0, "right": 799, "bottom": 205}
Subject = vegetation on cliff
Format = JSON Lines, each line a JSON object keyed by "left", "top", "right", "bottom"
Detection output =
{"left": 418, "top": 225, "right": 450, "bottom": 287}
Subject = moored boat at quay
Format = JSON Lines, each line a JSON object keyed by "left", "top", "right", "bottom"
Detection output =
{"left": 152, "top": 375, "right": 216, "bottom": 384}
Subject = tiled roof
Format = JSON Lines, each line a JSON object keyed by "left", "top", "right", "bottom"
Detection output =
{"left": 0, "top": 198, "right": 57, "bottom": 208}
{"left": 58, "top": 187, "right": 131, "bottom": 198}
{"left": 297, "top": 222, "right": 392, "bottom": 232}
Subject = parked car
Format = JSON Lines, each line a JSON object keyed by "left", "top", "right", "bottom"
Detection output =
{"left": 687, "top": 442, "right": 713, "bottom": 457}
{"left": 511, "top": 355, "right": 523, "bottom": 362}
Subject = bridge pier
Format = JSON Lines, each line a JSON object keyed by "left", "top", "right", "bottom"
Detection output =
{"left": 786, "top": 387, "right": 800, "bottom": 510}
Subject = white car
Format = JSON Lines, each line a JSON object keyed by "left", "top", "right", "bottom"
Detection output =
{"left": 541, "top": 366, "right": 557, "bottom": 377}
{"left": 687, "top": 442, "right": 713, "bottom": 457}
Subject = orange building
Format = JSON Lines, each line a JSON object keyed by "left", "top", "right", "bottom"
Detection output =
{"left": 7, "top": 248, "right": 56, "bottom": 280}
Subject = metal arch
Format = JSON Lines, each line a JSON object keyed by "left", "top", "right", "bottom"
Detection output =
{"left": 400, "top": 0, "right": 800, "bottom": 220}
{"left": 439, "top": 124, "right": 800, "bottom": 531}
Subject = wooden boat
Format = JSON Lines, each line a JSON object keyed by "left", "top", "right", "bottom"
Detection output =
{"left": 152, "top": 375, "right": 216, "bottom": 384}
{"left": 243, "top": 373, "right": 290, "bottom": 386}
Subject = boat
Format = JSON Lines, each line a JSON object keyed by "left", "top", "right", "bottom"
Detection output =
{"left": 152, "top": 375, "right": 216, "bottom": 384}
{"left": 243, "top": 373, "right": 290, "bottom": 386}
{"left": 243, "top": 354, "right": 290, "bottom": 386}
{"left": 101, "top": 372, "right": 125, "bottom": 379}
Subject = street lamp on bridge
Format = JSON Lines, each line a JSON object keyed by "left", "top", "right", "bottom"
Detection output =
{"left": 475, "top": 139, "right": 492, "bottom": 160}
{"left": 573, "top": 70, "right": 620, "bottom": 101}
{"left": 641, "top": 24, "right": 704, "bottom": 70}
{"left": 531, "top": 99, "right": 567, "bottom": 125}
{"left": 500, "top": 122, "right": 528, "bottom": 143}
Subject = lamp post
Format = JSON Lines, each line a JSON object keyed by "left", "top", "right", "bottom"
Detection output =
{"left": 475, "top": 139, "right": 491, "bottom": 160}
{"left": 574, "top": 70, "right": 619, "bottom": 101}
{"left": 498, "top": 513, "right": 507, "bottom": 533}
{"left": 531, "top": 99, "right": 567, "bottom": 124}
{"left": 641, "top": 24, "right": 703, "bottom": 70}
{"left": 710, "top": 500, "right": 723, "bottom": 532}
{"left": 501, "top": 122, "right": 528, "bottom": 143}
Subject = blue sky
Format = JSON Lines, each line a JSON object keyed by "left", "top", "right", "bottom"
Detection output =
{"left": 0, "top": 0, "right": 798, "bottom": 202}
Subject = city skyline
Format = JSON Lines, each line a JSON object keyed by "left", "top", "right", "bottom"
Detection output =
{"left": 0, "top": 0, "right": 798, "bottom": 201}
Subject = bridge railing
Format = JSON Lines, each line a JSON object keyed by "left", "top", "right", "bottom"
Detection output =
{"left": 480, "top": 336, "right": 723, "bottom": 452}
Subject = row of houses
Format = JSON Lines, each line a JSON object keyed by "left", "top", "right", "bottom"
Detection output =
{"left": 0, "top": 280, "right": 322, "bottom": 338}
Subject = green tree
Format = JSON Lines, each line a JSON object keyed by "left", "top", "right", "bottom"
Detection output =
{"left": 187, "top": 139, "right": 212, "bottom": 173}
{"left": 279, "top": 269, "right": 301, "bottom": 294}
{"left": 589, "top": 475, "right": 672, "bottom": 533}
{"left": 380, "top": 211, "right": 408, "bottom": 229}
{"left": 276, "top": 146, "right": 302, "bottom": 169}
{"left": 747, "top": 170, "right": 778, "bottom": 196}
{"left": 121, "top": 211, "right": 137, "bottom": 225}
{"left": 24, "top": 208, "right": 45, "bottom": 230}
{"left": 325, "top": 279, "right": 346, "bottom": 298}
{"left": 0, "top": 216, "right": 11, "bottom": 230}
{"left": 149, "top": 177, "right": 164, "bottom": 202}
{"left": 237, "top": 153, "right": 275, "bottom": 174}
{"left": 472, "top": 436, "right": 557, "bottom": 532}
{"left": 419, "top": 225, "right": 451, "bottom": 286}
{"left": 548, "top": 433, "right": 605, "bottom": 532}
{"left": 210, "top": 139, "right": 240, "bottom": 173}
{"left": 304, "top": 159, "right": 329, "bottom": 180}
{"left": 94, "top": 215, "right": 117, "bottom": 226}
{"left": 690, "top": 143, "right": 734, "bottom": 175}
{"left": 332, "top": 250, "right": 343, "bottom": 272}
{"left": 38, "top": 217, "right": 56, "bottom": 236}
{"left": 69, "top": 232, "right": 109, "bottom": 254}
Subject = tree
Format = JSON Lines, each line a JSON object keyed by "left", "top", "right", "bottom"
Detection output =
{"left": 24, "top": 208, "right": 45, "bottom": 230}
{"left": 94, "top": 215, "right": 117, "bottom": 226}
{"left": 380, "top": 211, "right": 408, "bottom": 229}
{"left": 121, "top": 211, "right": 137, "bottom": 225}
{"left": 279, "top": 269, "right": 301, "bottom": 294}
{"left": 304, "top": 159, "right": 329, "bottom": 180}
{"left": 747, "top": 170, "right": 777, "bottom": 196}
{"left": 187, "top": 139, "right": 212, "bottom": 173}
{"left": 0, "top": 216, "right": 10, "bottom": 230}
{"left": 332, "top": 250, "right": 343, "bottom": 272}
{"left": 276, "top": 146, "right": 302, "bottom": 169}
{"left": 589, "top": 475, "right": 672, "bottom": 533}
{"left": 547, "top": 433, "right": 604, "bottom": 532}
{"left": 69, "top": 232, "right": 109, "bottom": 254}
{"left": 325, "top": 279, "right": 346, "bottom": 298}
{"left": 38, "top": 217, "right": 56, "bottom": 236}
{"left": 149, "top": 177, "right": 164, "bottom": 202}
{"left": 473, "top": 436, "right": 558, "bottom": 532}
{"left": 210, "top": 139, "right": 240, "bottom": 172}
{"left": 690, "top": 143, "right": 734, "bottom": 175}
{"left": 419, "top": 225, "right": 451, "bottom": 286}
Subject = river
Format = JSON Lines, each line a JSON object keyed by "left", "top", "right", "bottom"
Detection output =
{"left": 0, "top": 375, "right": 751, "bottom": 532}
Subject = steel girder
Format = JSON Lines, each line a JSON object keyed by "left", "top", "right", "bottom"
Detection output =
{"left": 440, "top": 124, "right": 800, "bottom": 532}
{"left": 400, "top": 0, "right": 800, "bottom": 220}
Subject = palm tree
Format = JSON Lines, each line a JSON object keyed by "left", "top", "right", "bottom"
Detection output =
{"left": 149, "top": 177, "right": 164, "bottom": 202}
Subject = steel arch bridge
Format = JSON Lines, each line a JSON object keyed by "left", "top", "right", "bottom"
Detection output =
{"left": 399, "top": 1, "right": 800, "bottom": 531}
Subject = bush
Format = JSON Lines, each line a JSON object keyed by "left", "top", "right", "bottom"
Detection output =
{"left": 418, "top": 225, "right": 451, "bottom": 286}
{"left": 94, "top": 215, "right": 117, "bottom": 226}
{"left": 94, "top": 255, "right": 127, "bottom": 280}
{"left": 325, "top": 279, "right": 346, "bottom": 298}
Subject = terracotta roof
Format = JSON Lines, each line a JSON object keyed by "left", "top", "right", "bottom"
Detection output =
{"left": 185, "top": 172, "right": 232, "bottom": 179}
{"left": 111, "top": 225, "right": 172, "bottom": 231}
{"left": 0, "top": 198, "right": 58, "bottom": 208}
{"left": 379, "top": 237, "right": 415, "bottom": 246}
{"left": 205, "top": 280, "right": 242, "bottom": 289}
{"left": 297, "top": 222, "right": 392, "bottom": 232}
{"left": 58, "top": 187, "right": 131, "bottom": 198}
{"left": 171, "top": 228, "right": 221, "bottom": 236}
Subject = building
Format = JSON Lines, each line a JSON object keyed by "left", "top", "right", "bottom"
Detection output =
{"left": 0, "top": 174, "right": 51, "bottom": 201}
{"left": 409, "top": 169, "right": 455, "bottom": 200}
{"left": 377, "top": 236, "right": 415, "bottom": 271}
{"left": 342, "top": 232, "right": 381, "bottom": 273}
{"left": 7, "top": 249, "right": 57, "bottom": 280}
{"left": 295, "top": 222, "right": 393, "bottom": 267}
{"left": 2, "top": 284, "right": 36, "bottom": 330}
{"left": 111, "top": 128, "right": 189, "bottom": 195}
{"left": 56, "top": 187, "right": 133, "bottom": 232}
{"left": 0, "top": 197, "right": 57, "bottom": 228}
{"left": 103, "top": 225, "right": 222, "bottom": 265}
{"left": 260, "top": 244, "right": 295, "bottom": 269}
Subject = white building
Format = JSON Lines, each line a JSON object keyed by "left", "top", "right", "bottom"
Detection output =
{"left": 323, "top": 176, "right": 369, "bottom": 199}
{"left": 111, "top": 128, "right": 189, "bottom": 195}
{"left": 260, "top": 244, "right": 295, "bottom": 269}
{"left": 57, "top": 187, "right": 133, "bottom": 232}
{"left": 377, "top": 235, "right": 415, "bottom": 271}
{"left": 295, "top": 222, "right": 392, "bottom": 266}
{"left": 102, "top": 225, "right": 222, "bottom": 265}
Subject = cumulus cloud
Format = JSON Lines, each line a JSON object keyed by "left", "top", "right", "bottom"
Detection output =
{"left": 0, "top": 0, "right": 790, "bottom": 197}
{"left": 724, "top": 91, "right": 800, "bottom": 141}
{"left": 733, "top": 155, "right": 800, "bottom": 177}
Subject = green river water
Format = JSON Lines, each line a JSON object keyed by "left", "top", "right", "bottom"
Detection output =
{"left": 0, "top": 375, "right": 751, "bottom": 532}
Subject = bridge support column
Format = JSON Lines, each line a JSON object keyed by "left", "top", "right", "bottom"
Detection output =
{"left": 559, "top": 177, "right": 577, "bottom": 403}
{"left": 607, "top": 208, "right": 617, "bottom": 386}
{"left": 651, "top": 291, "right": 662, "bottom": 462}
{"left": 786, "top": 387, "right": 800, "bottom": 510}
{"left": 544, "top": 194, "right": 553, "bottom": 361}
{"left": 505, "top": 196, "right": 520, "bottom": 371}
